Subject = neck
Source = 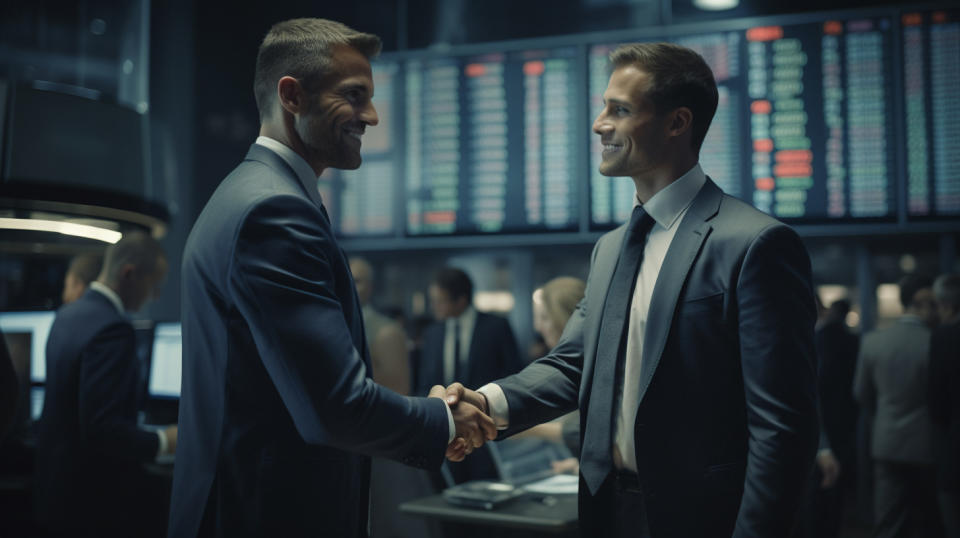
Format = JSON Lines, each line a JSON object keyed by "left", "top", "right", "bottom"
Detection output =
{"left": 632, "top": 152, "right": 697, "bottom": 204}
{"left": 260, "top": 117, "right": 326, "bottom": 177}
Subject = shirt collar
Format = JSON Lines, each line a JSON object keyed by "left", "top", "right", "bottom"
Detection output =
{"left": 633, "top": 163, "right": 706, "bottom": 230}
{"left": 255, "top": 136, "right": 318, "bottom": 188}
{"left": 89, "top": 281, "right": 126, "bottom": 315}
{"left": 447, "top": 306, "right": 476, "bottom": 328}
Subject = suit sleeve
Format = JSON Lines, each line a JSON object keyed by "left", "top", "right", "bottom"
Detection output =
{"left": 228, "top": 195, "right": 449, "bottom": 468}
{"left": 494, "top": 239, "right": 605, "bottom": 436}
{"left": 77, "top": 323, "right": 158, "bottom": 462}
{"left": 733, "top": 224, "right": 819, "bottom": 538}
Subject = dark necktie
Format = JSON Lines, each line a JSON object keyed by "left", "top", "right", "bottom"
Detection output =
{"left": 453, "top": 319, "right": 462, "bottom": 382}
{"left": 580, "top": 205, "right": 655, "bottom": 495}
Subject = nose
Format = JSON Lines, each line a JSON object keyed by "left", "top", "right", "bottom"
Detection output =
{"left": 361, "top": 102, "right": 379, "bottom": 127}
{"left": 592, "top": 110, "right": 610, "bottom": 136}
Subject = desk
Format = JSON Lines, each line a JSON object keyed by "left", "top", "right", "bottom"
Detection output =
{"left": 399, "top": 492, "right": 578, "bottom": 536}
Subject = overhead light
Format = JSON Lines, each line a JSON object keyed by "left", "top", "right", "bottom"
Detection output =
{"left": 693, "top": 0, "right": 739, "bottom": 10}
{"left": 0, "top": 217, "right": 122, "bottom": 243}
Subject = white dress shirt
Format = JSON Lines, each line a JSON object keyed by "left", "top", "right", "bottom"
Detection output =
{"left": 444, "top": 307, "right": 476, "bottom": 385}
{"left": 89, "top": 282, "right": 171, "bottom": 459}
{"left": 480, "top": 164, "right": 707, "bottom": 472}
{"left": 255, "top": 136, "right": 456, "bottom": 443}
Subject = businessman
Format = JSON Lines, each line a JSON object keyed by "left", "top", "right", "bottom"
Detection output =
{"left": 36, "top": 232, "right": 176, "bottom": 537}
{"left": 168, "top": 19, "right": 493, "bottom": 538}
{"left": 447, "top": 42, "right": 818, "bottom": 537}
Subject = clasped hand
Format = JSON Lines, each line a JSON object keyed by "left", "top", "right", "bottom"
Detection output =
{"left": 428, "top": 383, "right": 496, "bottom": 462}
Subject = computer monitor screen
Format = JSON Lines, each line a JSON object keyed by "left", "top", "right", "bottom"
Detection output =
{"left": 31, "top": 386, "right": 44, "bottom": 422}
{"left": 148, "top": 322, "right": 182, "bottom": 398}
{"left": 0, "top": 311, "right": 56, "bottom": 383}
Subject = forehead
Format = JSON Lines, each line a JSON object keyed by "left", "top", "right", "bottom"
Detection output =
{"left": 323, "top": 44, "right": 374, "bottom": 88}
{"left": 604, "top": 64, "right": 652, "bottom": 106}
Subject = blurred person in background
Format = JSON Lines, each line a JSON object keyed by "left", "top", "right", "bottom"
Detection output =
{"left": 854, "top": 273, "right": 942, "bottom": 538}
{"left": 930, "top": 273, "right": 960, "bottom": 538}
{"left": 349, "top": 257, "right": 410, "bottom": 394}
{"left": 35, "top": 232, "right": 176, "bottom": 537}
{"left": 61, "top": 254, "right": 103, "bottom": 305}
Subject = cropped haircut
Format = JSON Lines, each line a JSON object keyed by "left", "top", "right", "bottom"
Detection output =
{"left": 67, "top": 254, "right": 103, "bottom": 286}
{"left": 101, "top": 231, "right": 165, "bottom": 284}
{"left": 254, "top": 18, "right": 382, "bottom": 121}
{"left": 933, "top": 273, "right": 960, "bottom": 310}
{"left": 898, "top": 273, "right": 933, "bottom": 310}
{"left": 609, "top": 42, "right": 719, "bottom": 154}
{"left": 433, "top": 267, "right": 473, "bottom": 303}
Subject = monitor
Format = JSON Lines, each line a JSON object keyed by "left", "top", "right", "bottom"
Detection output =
{"left": 405, "top": 46, "right": 581, "bottom": 235}
{"left": 148, "top": 322, "right": 182, "bottom": 398}
{"left": 31, "top": 386, "right": 44, "bottom": 422}
{"left": 901, "top": 8, "right": 960, "bottom": 219}
{"left": 0, "top": 310, "right": 56, "bottom": 383}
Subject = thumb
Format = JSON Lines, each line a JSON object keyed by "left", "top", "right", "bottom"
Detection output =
{"left": 445, "top": 382, "right": 465, "bottom": 405}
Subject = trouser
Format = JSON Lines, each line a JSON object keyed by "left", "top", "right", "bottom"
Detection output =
{"left": 874, "top": 460, "right": 944, "bottom": 538}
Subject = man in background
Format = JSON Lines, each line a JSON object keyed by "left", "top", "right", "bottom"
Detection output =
{"left": 854, "top": 273, "right": 942, "bottom": 538}
{"left": 930, "top": 273, "right": 960, "bottom": 538}
{"left": 61, "top": 254, "right": 103, "bottom": 305}
{"left": 349, "top": 257, "right": 410, "bottom": 394}
{"left": 35, "top": 231, "right": 176, "bottom": 537}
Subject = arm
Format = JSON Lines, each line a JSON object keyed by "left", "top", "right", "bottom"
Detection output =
{"left": 77, "top": 323, "right": 159, "bottom": 462}
{"left": 229, "top": 196, "right": 491, "bottom": 468}
{"left": 733, "top": 224, "right": 819, "bottom": 538}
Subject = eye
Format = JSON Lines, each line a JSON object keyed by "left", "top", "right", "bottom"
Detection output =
{"left": 614, "top": 105, "right": 629, "bottom": 116}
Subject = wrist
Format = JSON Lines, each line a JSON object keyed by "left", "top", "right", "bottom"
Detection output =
{"left": 479, "top": 391, "right": 489, "bottom": 415}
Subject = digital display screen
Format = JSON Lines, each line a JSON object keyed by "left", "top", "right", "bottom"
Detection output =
{"left": 0, "top": 310, "right": 55, "bottom": 383}
{"left": 405, "top": 48, "right": 580, "bottom": 235}
{"left": 148, "top": 322, "right": 182, "bottom": 398}
{"left": 588, "top": 15, "right": 897, "bottom": 227}
{"left": 901, "top": 9, "right": 960, "bottom": 218}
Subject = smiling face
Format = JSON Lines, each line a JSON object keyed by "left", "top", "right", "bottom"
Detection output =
{"left": 297, "top": 44, "right": 379, "bottom": 171}
{"left": 592, "top": 65, "right": 672, "bottom": 183}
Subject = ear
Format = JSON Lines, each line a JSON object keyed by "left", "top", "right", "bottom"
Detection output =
{"left": 119, "top": 263, "right": 136, "bottom": 281}
{"left": 667, "top": 106, "right": 693, "bottom": 139}
{"left": 277, "top": 76, "right": 306, "bottom": 116}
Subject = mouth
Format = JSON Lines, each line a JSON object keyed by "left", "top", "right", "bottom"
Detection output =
{"left": 343, "top": 126, "right": 364, "bottom": 146}
{"left": 601, "top": 142, "right": 622, "bottom": 156}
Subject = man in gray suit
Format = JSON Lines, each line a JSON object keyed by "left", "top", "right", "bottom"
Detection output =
{"left": 854, "top": 274, "right": 942, "bottom": 538}
{"left": 446, "top": 42, "right": 818, "bottom": 538}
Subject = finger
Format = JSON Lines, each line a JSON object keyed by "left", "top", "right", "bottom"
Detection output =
{"left": 428, "top": 385, "right": 446, "bottom": 399}
{"left": 477, "top": 409, "right": 497, "bottom": 440}
{"left": 445, "top": 382, "right": 465, "bottom": 405}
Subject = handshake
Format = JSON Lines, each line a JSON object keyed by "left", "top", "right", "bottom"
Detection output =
{"left": 428, "top": 383, "right": 497, "bottom": 462}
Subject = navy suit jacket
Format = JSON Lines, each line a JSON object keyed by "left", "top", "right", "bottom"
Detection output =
{"left": 168, "top": 144, "right": 450, "bottom": 538}
{"left": 494, "top": 179, "right": 818, "bottom": 538}
{"left": 414, "top": 312, "right": 522, "bottom": 397}
{"left": 36, "top": 289, "right": 159, "bottom": 531}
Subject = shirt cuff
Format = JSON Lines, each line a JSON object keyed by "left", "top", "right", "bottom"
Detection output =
{"left": 155, "top": 429, "right": 169, "bottom": 460}
{"left": 477, "top": 383, "right": 509, "bottom": 430}
{"left": 445, "top": 402, "right": 456, "bottom": 444}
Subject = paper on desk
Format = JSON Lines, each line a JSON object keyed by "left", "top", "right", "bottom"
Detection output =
{"left": 522, "top": 474, "right": 579, "bottom": 495}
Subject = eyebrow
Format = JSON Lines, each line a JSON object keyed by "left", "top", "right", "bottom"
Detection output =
{"left": 603, "top": 97, "right": 630, "bottom": 107}
{"left": 339, "top": 82, "right": 372, "bottom": 96}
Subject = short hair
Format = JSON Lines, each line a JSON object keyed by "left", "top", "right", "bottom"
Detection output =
{"left": 254, "top": 18, "right": 382, "bottom": 121}
{"left": 609, "top": 42, "right": 719, "bottom": 154}
{"left": 898, "top": 274, "right": 933, "bottom": 309}
{"left": 67, "top": 254, "right": 103, "bottom": 286}
{"left": 539, "top": 277, "right": 586, "bottom": 331}
{"left": 100, "top": 231, "right": 166, "bottom": 284}
{"left": 933, "top": 273, "right": 960, "bottom": 310}
{"left": 826, "top": 299, "right": 851, "bottom": 320}
{"left": 433, "top": 267, "right": 473, "bottom": 303}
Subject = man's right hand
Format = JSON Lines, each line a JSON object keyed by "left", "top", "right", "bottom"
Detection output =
{"left": 441, "top": 383, "right": 494, "bottom": 461}
{"left": 429, "top": 385, "right": 496, "bottom": 462}
{"left": 164, "top": 425, "right": 178, "bottom": 454}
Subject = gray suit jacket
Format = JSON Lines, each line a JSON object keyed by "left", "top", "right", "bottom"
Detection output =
{"left": 854, "top": 315, "right": 934, "bottom": 464}
{"left": 495, "top": 179, "right": 818, "bottom": 538}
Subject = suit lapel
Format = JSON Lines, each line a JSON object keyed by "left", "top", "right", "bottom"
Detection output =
{"left": 580, "top": 223, "right": 628, "bottom": 404}
{"left": 636, "top": 179, "right": 722, "bottom": 406}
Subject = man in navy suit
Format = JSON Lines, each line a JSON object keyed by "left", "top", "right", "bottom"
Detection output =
{"left": 446, "top": 43, "right": 818, "bottom": 537}
{"left": 168, "top": 19, "right": 494, "bottom": 538}
{"left": 415, "top": 267, "right": 522, "bottom": 397}
{"left": 36, "top": 232, "right": 176, "bottom": 537}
